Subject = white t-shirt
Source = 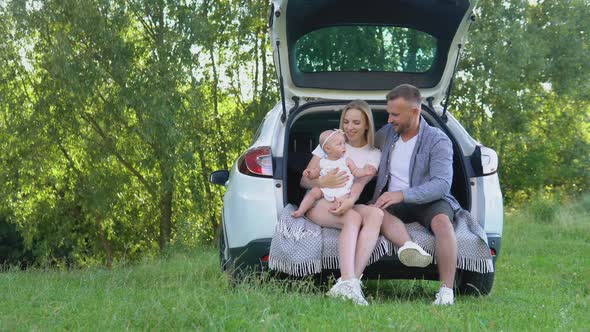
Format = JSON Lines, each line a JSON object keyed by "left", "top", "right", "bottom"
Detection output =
{"left": 312, "top": 143, "right": 381, "bottom": 170}
{"left": 388, "top": 136, "right": 417, "bottom": 192}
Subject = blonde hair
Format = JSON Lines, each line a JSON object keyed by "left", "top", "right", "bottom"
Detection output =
{"left": 339, "top": 100, "right": 375, "bottom": 148}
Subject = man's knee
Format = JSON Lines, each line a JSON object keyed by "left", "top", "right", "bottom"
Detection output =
{"left": 430, "top": 214, "right": 453, "bottom": 235}
{"left": 381, "top": 210, "right": 399, "bottom": 229}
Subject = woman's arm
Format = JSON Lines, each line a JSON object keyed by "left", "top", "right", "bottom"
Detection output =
{"left": 330, "top": 175, "right": 374, "bottom": 215}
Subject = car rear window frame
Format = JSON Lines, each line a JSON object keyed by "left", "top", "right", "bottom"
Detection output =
{"left": 294, "top": 25, "right": 438, "bottom": 74}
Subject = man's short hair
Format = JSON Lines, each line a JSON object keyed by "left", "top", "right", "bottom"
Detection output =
{"left": 386, "top": 84, "right": 422, "bottom": 106}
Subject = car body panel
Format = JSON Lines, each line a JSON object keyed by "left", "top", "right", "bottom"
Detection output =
{"left": 216, "top": 0, "right": 503, "bottom": 284}
{"left": 223, "top": 162, "right": 278, "bottom": 249}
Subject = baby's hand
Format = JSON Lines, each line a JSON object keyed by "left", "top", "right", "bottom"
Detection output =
{"left": 330, "top": 199, "right": 341, "bottom": 211}
{"left": 345, "top": 157, "right": 356, "bottom": 170}
{"left": 352, "top": 165, "right": 377, "bottom": 178}
{"left": 363, "top": 165, "right": 377, "bottom": 177}
{"left": 330, "top": 194, "right": 352, "bottom": 215}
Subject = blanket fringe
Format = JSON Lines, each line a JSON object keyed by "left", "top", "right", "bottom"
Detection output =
{"left": 368, "top": 239, "right": 391, "bottom": 265}
{"left": 270, "top": 251, "right": 494, "bottom": 275}
{"left": 457, "top": 256, "right": 495, "bottom": 273}
{"left": 322, "top": 255, "right": 340, "bottom": 270}
{"left": 268, "top": 256, "right": 322, "bottom": 277}
{"left": 268, "top": 246, "right": 494, "bottom": 277}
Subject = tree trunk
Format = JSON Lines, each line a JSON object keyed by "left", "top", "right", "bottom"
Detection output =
{"left": 94, "top": 213, "right": 113, "bottom": 269}
{"left": 208, "top": 47, "right": 229, "bottom": 170}
{"left": 158, "top": 158, "right": 175, "bottom": 251}
{"left": 260, "top": 30, "right": 268, "bottom": 112}
{"left": 197, "top": 148, "right": 218, "bottom": 233}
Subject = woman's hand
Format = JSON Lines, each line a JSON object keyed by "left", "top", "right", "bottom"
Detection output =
{"left": 329, "top": 196, "right": 355, "bottom": 216}
{"left": 319, "top": 168, "right": 349, "bottom": 189}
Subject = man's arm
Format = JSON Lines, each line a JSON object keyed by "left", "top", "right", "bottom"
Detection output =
{"left": 402, "top": 135, "right": 453, "bottom": 204}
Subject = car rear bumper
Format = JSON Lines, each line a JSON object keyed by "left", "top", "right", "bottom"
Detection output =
{"left": 228, "top": 234, "right": 501, "bottom": 278}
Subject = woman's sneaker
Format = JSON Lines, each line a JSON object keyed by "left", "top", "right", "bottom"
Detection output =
{"left": 432, "top": 286, "right": 454, "bottom": 305}
{"left": 398, "top": 241, "right": 433, "bottom": 267}
{"left": 350, "top": 278, "right": 369, "bottom": 306}
{"left": 326, "top": 278, "right": 368, "bottom": 306}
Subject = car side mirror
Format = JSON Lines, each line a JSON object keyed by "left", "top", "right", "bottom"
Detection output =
{"left": 209, "top": 170, "right": 229, "bottom": 186}
{"left": 470, "top": 145, "right": 499, "bottom": 176}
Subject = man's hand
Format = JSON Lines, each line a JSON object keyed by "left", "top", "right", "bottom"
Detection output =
{"left": 372, "top": 191, "right": 404, "bottom": 210}
{"left": 329, "top": 196, "right": 354, "bottom": 216}
{"left": 319, "top": 168, "right": 349, "bottom": 188}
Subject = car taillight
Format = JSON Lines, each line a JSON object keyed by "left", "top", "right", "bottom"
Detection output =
{"left": 239, "top": 146, "right": 273, "bottom": 177}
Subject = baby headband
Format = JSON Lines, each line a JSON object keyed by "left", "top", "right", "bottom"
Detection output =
{"left": 321, "top": 129, "right": 344, "bottom": 151}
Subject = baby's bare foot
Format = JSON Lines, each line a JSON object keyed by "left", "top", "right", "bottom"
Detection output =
{"left": 291, "top": 210, "right": 304, "bottom": 218}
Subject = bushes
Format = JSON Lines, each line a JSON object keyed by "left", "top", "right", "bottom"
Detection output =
{"left": 524, "top": 193, "right": 590, "bottom": 224}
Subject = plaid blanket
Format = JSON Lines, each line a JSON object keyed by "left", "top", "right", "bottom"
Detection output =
{"left": 269, "top": 204, "right": 494, "bottom": 277}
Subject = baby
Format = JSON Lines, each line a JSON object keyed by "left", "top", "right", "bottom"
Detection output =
{"left": 292, "top": 129, "right": 376, "bottom": 218}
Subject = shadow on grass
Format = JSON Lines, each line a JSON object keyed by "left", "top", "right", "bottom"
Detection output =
{"left": 230, "top": 270, "right": 438, "bottom": 303}
{"left": 365, "top": 279, "right": 437, "bottom": 303}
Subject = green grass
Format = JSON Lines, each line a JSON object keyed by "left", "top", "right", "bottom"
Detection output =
{"left": 1, "top": 200, "right": 589, "bottom": 331}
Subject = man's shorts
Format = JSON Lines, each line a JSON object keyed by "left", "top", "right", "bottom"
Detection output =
{"left": 385, "top": 199, "right": 455, "bottom": 231}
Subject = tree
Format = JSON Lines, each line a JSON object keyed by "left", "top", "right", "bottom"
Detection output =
{"left": 0, "top": 0, "right": 276, "bottom": 266}
{"left": 451, "top": 0, "right": 590, "bottom": 204}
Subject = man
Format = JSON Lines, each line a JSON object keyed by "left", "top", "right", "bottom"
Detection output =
{"left": 372, "top": 84, "right": 459, "bottom": 305}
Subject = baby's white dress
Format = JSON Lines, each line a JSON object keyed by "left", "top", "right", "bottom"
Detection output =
{"left": 319, "top": 157, "right": 354, "bottom": 201}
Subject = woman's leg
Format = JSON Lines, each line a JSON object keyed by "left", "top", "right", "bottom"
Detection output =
{"left": 306, "top": 199, "right": 362, "bottom": 280}
{"left": 352, "top": 205, "right": 384, "bottom": 277}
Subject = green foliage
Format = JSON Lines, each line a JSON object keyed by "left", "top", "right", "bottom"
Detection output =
{"left": 451, "top": 0, "right": 590, "bottom": 205}
{"left": 296, "top": 26, "right": 436, "bottom": 72}
{"left": 0, "top": 0, "right": 588, "bottom": 267}
{"left": 526, "top": 194, "right": 561, "bottom": 223}
{"left": 0, "top": 0, "right": 276, "bottom": 267}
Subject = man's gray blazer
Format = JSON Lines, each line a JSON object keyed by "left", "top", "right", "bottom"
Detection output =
{"left": 372, "top": 117, "right": 461, "bottom": 211}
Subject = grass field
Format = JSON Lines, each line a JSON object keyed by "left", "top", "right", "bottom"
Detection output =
{"left": 1, "top": 198, "right": 589, "bottom": 331}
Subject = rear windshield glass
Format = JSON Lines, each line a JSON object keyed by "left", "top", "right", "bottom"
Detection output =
{"left": 295, "top": 26, "right": 437, "bottom": 73}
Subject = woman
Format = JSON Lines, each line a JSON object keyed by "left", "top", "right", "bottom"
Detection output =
{"left": 300, "top": 100, "right": 383, "bottom": 305}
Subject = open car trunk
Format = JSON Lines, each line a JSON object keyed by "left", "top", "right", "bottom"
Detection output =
{"left": 283, "top": 102, "right": 471, "bottom": 210}
{"left": 271, "top": 0, "right": 477, "bottom": 102}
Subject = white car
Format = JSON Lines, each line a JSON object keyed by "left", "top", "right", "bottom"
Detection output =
{"left": 210, "top": 0, "right": 503, "bottom": 295}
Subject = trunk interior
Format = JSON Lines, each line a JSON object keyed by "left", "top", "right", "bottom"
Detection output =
{"left": 284, "top": 102, "right": 471, "bottom": 210}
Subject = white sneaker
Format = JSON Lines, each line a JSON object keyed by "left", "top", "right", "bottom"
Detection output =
{"left": 326, "top": 278, "right": 346, "bottom": 298}
{"left": 326, "top": 278, "right": 368, "bottom": 306}
{"left": 350, "top": 278, "right": 369, "bottom": 306}
{"left": 398, "top": 241, "right": 433, "bottom": 267}
{"left": 432, "top": 286, "right": 454, "bottom": 305}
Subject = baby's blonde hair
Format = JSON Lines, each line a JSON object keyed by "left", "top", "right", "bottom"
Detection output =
{"left": 319, "top": 129, "right": 345, "bottom": 151}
